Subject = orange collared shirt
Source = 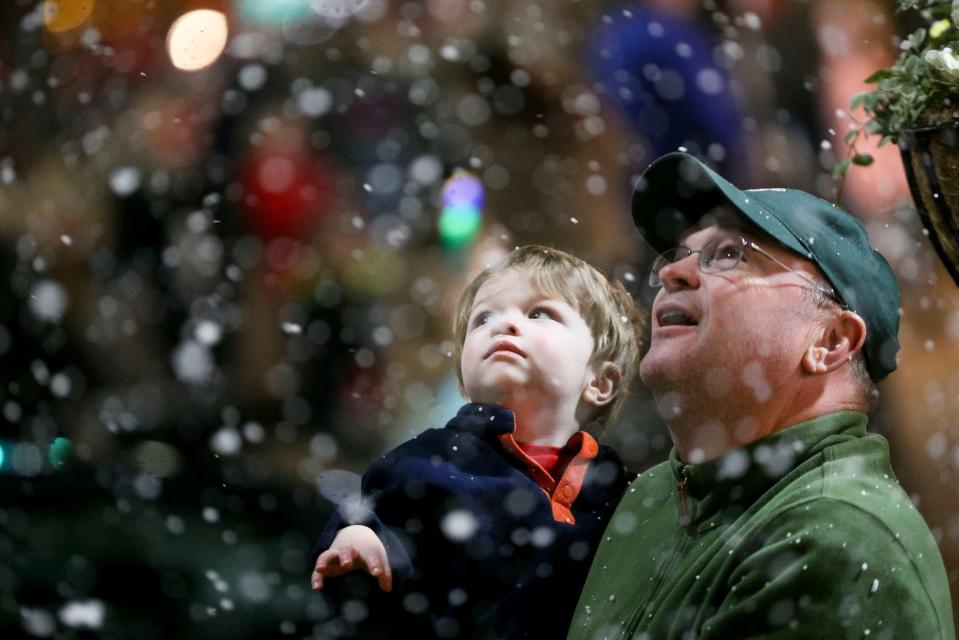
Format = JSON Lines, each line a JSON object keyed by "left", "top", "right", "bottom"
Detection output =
{"left": 498, "top": 430, "right": 600, "bottom": 525}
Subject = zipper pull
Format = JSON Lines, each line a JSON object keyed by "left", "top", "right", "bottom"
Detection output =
{"left": 677, "top": 470, "right": 693, "bottom": 527}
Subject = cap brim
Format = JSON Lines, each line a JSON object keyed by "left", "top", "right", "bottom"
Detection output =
{"left": 631, "top": 152, "right": 811, "bottom": 259}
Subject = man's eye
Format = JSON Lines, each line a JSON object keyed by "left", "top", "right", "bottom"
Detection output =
{"left": 712, "top": 241, "right": 742, "bottom": 262}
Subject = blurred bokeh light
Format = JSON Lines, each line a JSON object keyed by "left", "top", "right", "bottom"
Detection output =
{"left": 43, "top": 0, "right": 95, "bottom": 33}
{"left": 166, "top": 9, "right": 229, "bottom": 71}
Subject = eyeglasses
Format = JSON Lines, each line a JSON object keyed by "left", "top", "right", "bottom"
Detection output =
{"left": 649, "top": 235, "right": 848, "bottom": 309}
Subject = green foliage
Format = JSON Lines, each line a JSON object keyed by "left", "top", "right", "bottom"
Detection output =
{"left": 896, "top": 0, "right": 952, "bottom": 13}
{"left": 836, "top": 0, "right": 959, "bottom": 179}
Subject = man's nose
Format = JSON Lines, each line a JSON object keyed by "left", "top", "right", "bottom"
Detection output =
{"left": 658, "top": 253, "right": 701, "bottom": 292}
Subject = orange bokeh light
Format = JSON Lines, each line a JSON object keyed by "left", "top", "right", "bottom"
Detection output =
{"left": 44, "top": 0, "right": 95, "bottom": 33}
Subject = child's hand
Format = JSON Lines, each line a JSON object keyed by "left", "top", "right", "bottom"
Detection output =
{"left": 311, "top": 525, "right": 393, "bottom": 592}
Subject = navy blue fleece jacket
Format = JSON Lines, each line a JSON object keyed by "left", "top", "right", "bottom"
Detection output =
{"left": 311, "top": 403, "right": 630, "bottom": 639}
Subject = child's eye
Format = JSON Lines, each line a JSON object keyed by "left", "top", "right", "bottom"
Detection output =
{"left": 528, "top": 307, "right": 554, "bottom": 320}
{"left": 471, "top": 311, "right": 491, "bottom": 327}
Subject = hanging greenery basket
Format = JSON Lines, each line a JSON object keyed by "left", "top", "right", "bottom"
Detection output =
{"left": 900, "top": 116, "right": 959, "bottom": 286}
{"left": 840, "top": 0, "right": 959, "bottom": 287}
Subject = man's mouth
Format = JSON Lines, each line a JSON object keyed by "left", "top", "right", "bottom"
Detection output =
{"left": 485, "top": 341, "right": 526, "bottom": 359}
{"left": 655, "top": 304, "right": 699, "bottom": 328}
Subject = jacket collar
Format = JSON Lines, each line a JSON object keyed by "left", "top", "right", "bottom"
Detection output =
{"left": 447, "top": 403, "right": 600, "bottom": 525}
{"left": 669, "top": 411, "right": 869, "bottom": 528}
{"left": 445, "top": 403, "right": 518, "bottom": 436}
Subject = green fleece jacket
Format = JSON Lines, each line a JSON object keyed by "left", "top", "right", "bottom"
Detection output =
{"left": 568, "top": 412, "right": 954, "bottom": 639}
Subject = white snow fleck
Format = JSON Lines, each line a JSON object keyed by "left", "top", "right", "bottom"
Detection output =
{"left": 586, "top": 174, "right": 606, "bottom": 195}
{"left": 172, "top": 341, "right": 215, "bottom": 384}
{"left": 166, "top": 515, "right": 185, "bottom": 534}
{"left": 741, "top": 361, "right": 771, "bottom": 402}
{"left": 281, "top": 322, "right": 302, "bottom": 335}
{"left": 58, "top": 600, "right": 105, "bottom": 629}
{"left": 298, "top": 87, "right": 333, "bottom": 117}
{"left": 742, "top": 11, "right": 761, "bottom": 29}
{"left": 457, "top": 94, "right": 491, "bottom": 126}
{"left": 441, "top": 509, "right": 478, "bottom": 542}
{"left": 239, "top": 572, "right": 272, "bottom": 603}
{"left": 316, "top": 469, "right": 362, "bottom": 504}
{"left": 109, "top": 166, "right": 141, "bottom": 196}
{"left": 244, "top": 422, "right": 266, "bottom": 444}
{"left": 211, "top": 428, "right": 242, "bottom": 456}
{"left": 695, "top": 68, "right": 725, "bottom": 95}
{"left": 407, "top": 43, "right": 430, "bottom": 65}
{"left": 29, "top": 280, "right": 69, "bottom": 322}
{"left": 927, "top": 432, "right": 947, "bottom": 460}
{"left": 1, "top": 158, "right": 16, "bottom": 185}
{"left": 440, "top": 44, "right": 460, "bottom": 61}
{"left": 531, "top": 526, "right": 555, "bottom": 547}
{"left": 195, "top": 320, "right": 223, "bottom": 346}
{"left": 716, "top": 449, "right": 750, "bottom": 480}
{"left": 20, "top": 608, "right": 55, "bottom": 636}
{"left": 312, "top": 0, "right": 369, "bottom": 19}
{"left": 238, "top": 64, "right": 267, "bottom": 91}
{"left": 367, "top": 162, "right": 403, "bottom": 195}
{"left": 50, "top": 372, "right": 71, "bottom": 398}
{"left": 409, "top": 154, "right": 442, "bottom": 185}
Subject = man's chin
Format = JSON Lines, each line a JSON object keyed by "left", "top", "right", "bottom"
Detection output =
{"left": 639, "top": 349, "right": 665, "bottom": 378}
{"left": 639, "top": 352, "right": 687, "bottom": 392}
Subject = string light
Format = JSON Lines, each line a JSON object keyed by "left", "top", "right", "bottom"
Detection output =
{"left": 439, "top": 172, "right": 484, "bottom": 248}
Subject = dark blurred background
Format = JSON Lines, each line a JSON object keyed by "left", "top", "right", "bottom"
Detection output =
{"left": 1, "top": 0, "right": 958, "bottom": 637}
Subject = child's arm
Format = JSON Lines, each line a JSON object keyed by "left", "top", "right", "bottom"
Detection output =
{"left": 311, "top": 524, "right": 393, "bottom": 592}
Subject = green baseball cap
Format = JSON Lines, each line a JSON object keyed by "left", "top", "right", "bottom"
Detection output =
{"left": 631, "top": 152, "right": 901, "bottom": 381}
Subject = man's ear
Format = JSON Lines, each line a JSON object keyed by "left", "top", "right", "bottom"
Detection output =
{"left": 583, "top": 362, "right": 622, "bottom": 407}
{"left": 802, "top": 311, "right": 867, "bottom": 375}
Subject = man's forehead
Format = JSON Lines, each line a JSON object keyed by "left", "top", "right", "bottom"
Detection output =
{"left": 678, "top": 206, "right": 766, "bottom": 244}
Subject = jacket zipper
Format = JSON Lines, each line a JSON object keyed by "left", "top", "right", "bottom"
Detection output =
{"left": 678, "top": 467, "right": 694, "bottom": 526}
{"left": 620, "top": 469, "right": 695, "bottom": 638}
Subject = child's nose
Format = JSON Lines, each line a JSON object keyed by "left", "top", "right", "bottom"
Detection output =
{"left": 491, "top": 311, "right": 521, "bottom": 335}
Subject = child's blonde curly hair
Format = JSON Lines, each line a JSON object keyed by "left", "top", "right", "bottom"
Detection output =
{"left": 452, "top": 245, "right": 644, "bottom": 427}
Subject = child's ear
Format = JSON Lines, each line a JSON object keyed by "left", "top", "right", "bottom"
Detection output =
{"left": 583, "top": 362, "right": 621, "bottom": 407}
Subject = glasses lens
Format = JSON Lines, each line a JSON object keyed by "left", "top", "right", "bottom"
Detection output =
{"left": 702, "top": 237, "right": 744, "bottom": 273}
{"left": 650, "top": 247, "right": 693, "bottom": 287}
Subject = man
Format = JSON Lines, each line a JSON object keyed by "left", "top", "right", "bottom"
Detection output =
{"left": 568, "top": 152, "right": 955, "bottom": 639}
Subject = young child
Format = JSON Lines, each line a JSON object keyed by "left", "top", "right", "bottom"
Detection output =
{"left": 309, "top": 245, "right": 643, "bottom": 639}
